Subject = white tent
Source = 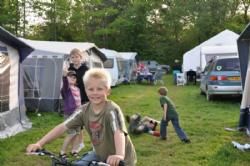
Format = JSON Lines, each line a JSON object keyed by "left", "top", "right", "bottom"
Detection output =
{"left": 182, "top": 29, "right": 239, "bottom": 73}
{"left": 200, "top": 45, "right": 238, "bottom": 70}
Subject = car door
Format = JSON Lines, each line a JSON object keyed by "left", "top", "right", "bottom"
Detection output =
{"left": 200, "top": 61, "right": 213, "bottom": 92}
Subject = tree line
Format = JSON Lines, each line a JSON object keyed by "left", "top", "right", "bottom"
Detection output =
{"left": 0, "top": 0, "right": 249, "bottom": 66}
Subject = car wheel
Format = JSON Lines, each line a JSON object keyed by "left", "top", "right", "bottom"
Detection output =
{"left": 206, "top": 91, "right": 213, "bottom": 101}
{"left": 200, "top": 89, "right": 205, "bottom": 95}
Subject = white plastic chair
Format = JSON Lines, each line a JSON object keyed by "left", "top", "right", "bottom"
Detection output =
{"left": 176, "top": 73, "right": 185, "bottom": 86}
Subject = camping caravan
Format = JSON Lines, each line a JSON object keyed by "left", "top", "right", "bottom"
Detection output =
{"left": 118, "top": 52, "right": 138, "bottom": 83}
{"left": 100, "top": 48, "right": 121, "bottom": 87}
{"left": 20, "top": 39, "right": 106, "bottom": 112}
{"left": 200, "top": 45, "right": 238, "bottom": 71}
{"left": 0, "top": 27, "right": 33, "bottom": 138}
{"left": 182, "top": 30, "right": 239, "bottom": 74}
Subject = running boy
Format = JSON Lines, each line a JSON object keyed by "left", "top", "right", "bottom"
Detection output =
{"left": 158, "top": 86, "right": 190, "bottom": 143}
{"left": 26, "top": 68, "right": 137, "bottom": 166}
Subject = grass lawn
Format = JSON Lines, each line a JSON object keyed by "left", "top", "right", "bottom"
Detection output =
{"left": 1, "top": 75, "right": 250, "bottom": 166}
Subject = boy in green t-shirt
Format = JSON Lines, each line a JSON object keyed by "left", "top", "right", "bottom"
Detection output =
{"left": 26, "top": 68, "right": 137, "bottom": 166}
{"left": 158, "top": 86, "right": 190, "bottom": 143}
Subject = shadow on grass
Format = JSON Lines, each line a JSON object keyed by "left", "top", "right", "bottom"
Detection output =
{"left": 198, "top": 93, "right": 242, "bottom": 104}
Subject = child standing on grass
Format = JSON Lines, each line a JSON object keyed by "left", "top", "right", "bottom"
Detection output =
{"left": 60, "top": 70, "right": 82, "bottom": 158}
{"left": 158, "top": 86, "right": 190, "bottom": 143}
{"left": 26, "top": 68, "right": 137, "bottom": 166}
{"left": 67, "top": 48, "right": 89, "bottom": 153}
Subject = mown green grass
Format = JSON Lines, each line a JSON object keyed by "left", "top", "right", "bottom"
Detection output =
{"left": 1, "top": 75, "right": 249, "bottom": 166}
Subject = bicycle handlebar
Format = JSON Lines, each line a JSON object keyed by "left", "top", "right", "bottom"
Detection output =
{"left": 31, "top": 149, "right": 125, "bottom": 166}
{"left": 29, "top": 149, "right": 55, "bottom": 157}
{"left": 91, "top": 160, "right": 125, "bottom": 166}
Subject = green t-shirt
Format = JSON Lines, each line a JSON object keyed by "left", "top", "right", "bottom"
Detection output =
{"left": 64, "top": 100, "right": 137, "bottom": 166}
{"left": 159, "top": 95, "right": 178, "bottom": 119}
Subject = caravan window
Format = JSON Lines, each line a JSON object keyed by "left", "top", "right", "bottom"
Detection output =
{"left": 0, "top": 50, "right": 10, "bottom": 112}
{"left": 103, "top": 59, "right": 114, "bottom": 68}
{"left": 23, "top": 64, "right": 41, "bottom": 98}
{"left": 23, "top": 56, "right": 63, "bottom": 99}
{"left": 93, "top": 62, "right": 102, "bottom": 68}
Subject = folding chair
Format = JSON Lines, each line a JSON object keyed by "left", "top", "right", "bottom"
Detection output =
{"left": 130, "top": 71, "right": 138, "bottom": 84}
{"left": 153, "top": 69, "right": 164, "bottom": 85}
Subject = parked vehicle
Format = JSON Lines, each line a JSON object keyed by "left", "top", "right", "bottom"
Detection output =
{"left": 200, "top": 56, "right": 242, "bottom": 101}
{"left": 160, "top": 64, "right": 171, "bottom": 74}
{"left": 142, "top": 60, "right": 159, "bottom": 74}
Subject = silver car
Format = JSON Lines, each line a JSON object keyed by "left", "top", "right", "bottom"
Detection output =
{"left": 200, "top": 56, "right": 242, "bottom": 101}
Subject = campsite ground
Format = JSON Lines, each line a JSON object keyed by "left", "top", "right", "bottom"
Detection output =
{"left": 1, "top": 75, "right": 250, "bottom": 166}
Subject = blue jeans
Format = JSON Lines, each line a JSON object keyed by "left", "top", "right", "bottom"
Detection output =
{"left": 73, "top": 151, "right": 100, "bottom": 166}
{"left": 160, "top": 117, "right": 188, "bottom": 140}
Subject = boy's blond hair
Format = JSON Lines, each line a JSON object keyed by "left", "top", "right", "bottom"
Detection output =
{"left": 70, "top": 48, "right": 83, "bottom": 58}
{"left": 83, "top": 68, "right": 112, "bottom": 89}
{"left": 158, "top": 86, "right": 168, "bottom": 96}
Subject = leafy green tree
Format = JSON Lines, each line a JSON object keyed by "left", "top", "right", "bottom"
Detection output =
{"left": 0, "top": 0, "right": 22, "bottom": 35}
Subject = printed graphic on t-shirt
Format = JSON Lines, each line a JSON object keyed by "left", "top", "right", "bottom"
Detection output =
{"left": 89, "top": 121, "right": 103, "bottom": 145}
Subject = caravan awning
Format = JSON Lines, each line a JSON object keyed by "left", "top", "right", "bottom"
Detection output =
{"left": 237, "top": 23, "right": 250, "bottom": 88}
{"left": 20, "top": 39, "right": 106, "bottom": 62}
{"left": 0, "top": 27, "right": 33, "bottom": 62}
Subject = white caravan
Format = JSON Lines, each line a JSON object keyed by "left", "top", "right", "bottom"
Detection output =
{"left": 101, "top": 48, "right": 122, "bottom": 86}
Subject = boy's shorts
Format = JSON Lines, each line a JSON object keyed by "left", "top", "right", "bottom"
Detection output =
{"left": 64, "top": 114, "right": 81, "bottom": 135}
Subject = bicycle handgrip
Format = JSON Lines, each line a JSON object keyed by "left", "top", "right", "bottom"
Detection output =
{"left": 118, "top": 160, "right": 125, "bottom": 166}
{"left": 94, "top": 160, "right": 125, "bottom": 166}
{"left": 34, "top": 149, "right": 52, "bottom": 156}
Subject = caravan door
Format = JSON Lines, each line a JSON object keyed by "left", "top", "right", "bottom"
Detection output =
{"left": 101, "top": 49, "right": 119, "bottom": 87}
{"left": 86, "top": 50, "right": 103, "bottom": 68}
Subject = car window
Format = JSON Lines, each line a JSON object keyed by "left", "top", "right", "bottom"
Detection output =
{"left": 214, "top": 58, "right": 240, "bottom": 71}
{"left": 204, "top": 61, "right": 213, "bottom": 73}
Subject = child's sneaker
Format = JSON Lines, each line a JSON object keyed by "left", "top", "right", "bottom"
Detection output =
{"left": 182, "top": 138, "right": 191, "bottom": 143}
{"left": 159, "top": 137, "right": 167, "bottom": 140}
{"left": 59, "top": 153, "right": 68, "bottom": 159}
{"left": 71, "top": 151, "right": 80, "bottom": 158}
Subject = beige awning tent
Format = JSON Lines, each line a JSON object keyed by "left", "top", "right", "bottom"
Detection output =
{"left": 0, "top": 26, "right": 33, "bottom": 139}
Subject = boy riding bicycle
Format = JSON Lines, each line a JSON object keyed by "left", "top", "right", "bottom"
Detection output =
{"left": 26, "top": 68, "right": 137, "bottom": 166}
